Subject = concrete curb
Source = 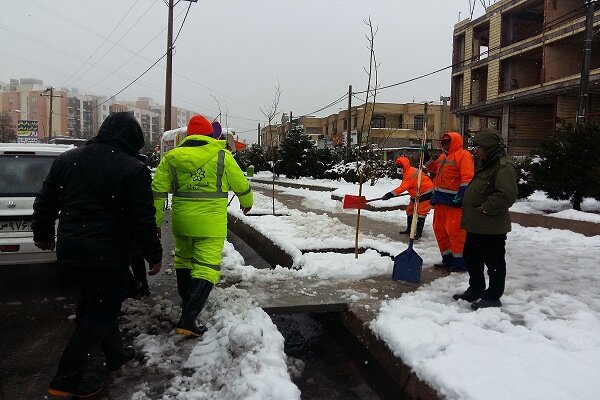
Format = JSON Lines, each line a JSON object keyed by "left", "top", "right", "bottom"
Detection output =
{"left": 250, "top": 178, "right": 336, "bottom": 192}
{"left": 509, "top": 211, "right": 600, "bottom": 237}
{"left": 226, "top": 211, "right": 441, "bottom": 399}
{"left": 250, "top": 177, "right": 599, "bottom": 236}
{"left": 227, "top": 214, "right": 293, "bottom": 268}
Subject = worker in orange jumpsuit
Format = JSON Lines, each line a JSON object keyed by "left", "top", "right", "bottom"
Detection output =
{"left": 382, "top": 156, "right": 434, "bottom": 239}
{"left": 425, "top": 132, "right": 474, "bottom": 272}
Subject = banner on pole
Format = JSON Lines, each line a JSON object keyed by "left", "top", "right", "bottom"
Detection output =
{"left": 17, "top": 120, "right": 39, "bottom": 143}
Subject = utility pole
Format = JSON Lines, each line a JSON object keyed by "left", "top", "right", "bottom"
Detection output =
{"left": 258, "top": 123, "right": 261, "bottom": 146}
{"left": 440, "top": 96, "right": 450, "bottom": 134}
{"left": 164, "top": 0, "right": 174, "bottom": 131}
{"left": 577, "top": 0, "right": 596, "bottom": 125}
{"left": 40, "top": 87, "right": 63, "bottom": 143}
{"left": 424, "top": 102, "right": 429, "bottom": 148}
{"left": 346, "top": 85, "right": 352, "bottom": 160}
{"left": 164, "top": 0, "right": 197, "bottom": 131}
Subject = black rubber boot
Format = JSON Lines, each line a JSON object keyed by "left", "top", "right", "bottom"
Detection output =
{"left": 399, "top": 215, "right": 413, "bottom": 234}
{"left": 414, "top": 217, "right": 426, "bottom": 240}
{"left": 452, "top": 290, "right": 482, "bottom": 302}
{"left": 176, "top": 268, "right": 192, "bottom": 303}
{"left": 101, "top": 321, "right": 135, "bottom": 372}
{"left": 48, "top": 374, "right": 104, "bottom": 398}
{"left": 176, "top": 279, "right": 213, "bottom": 337}
{"left": 48, "top": 320, "right": 107, "bottom": 398}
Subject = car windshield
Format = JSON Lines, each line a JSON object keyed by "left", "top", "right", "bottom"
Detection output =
{"left": 0, "top": 155, "right": 55, "bottom": 197}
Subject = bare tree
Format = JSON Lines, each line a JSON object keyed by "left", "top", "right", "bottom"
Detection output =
{"left": 260, "top": 82, "right": 282, "bottom": 215}
{"left": 354, "top": 17, "right": 380, "bottom": 258}
{"left": 211, "top": 95, "right": 222, "bottom": 123}
{"left": 0, "top": 112, "right": 17, "bottom": 143}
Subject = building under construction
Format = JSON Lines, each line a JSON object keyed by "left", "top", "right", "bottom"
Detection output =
{"left": 451, "top": 0, "right": 600, "bottom": 155}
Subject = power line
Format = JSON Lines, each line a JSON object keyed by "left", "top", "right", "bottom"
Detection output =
{"left": 60, "top": 0, "right": 142, "bottom": 88}
{"left": 300, "top": 93, "right": 349, "bottom": 117}
{"left": 83, "top": 6, "right": 188, "bottom": 93}
{"left": 354, "top": 4, "right": 586, "bottom": 96}
{"left": 173, "top": 2, "right": 192, "bottom": 44}
{"left": 97, "top": 53, "right": 167, "bottom": 107}
{"left": 96, "top": 0, "right": 195, "bottom": 107}
{"left": 70, "top": 0, "right": 157, "bottom": 88}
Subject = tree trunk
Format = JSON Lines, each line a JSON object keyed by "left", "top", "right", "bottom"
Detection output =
{"left": 572, "top": 191, "right": 583, "bottom": 211}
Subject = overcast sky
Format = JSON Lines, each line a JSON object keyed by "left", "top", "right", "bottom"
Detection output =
{"left": 0, "top": 0, "right": 490, "bottom": 142}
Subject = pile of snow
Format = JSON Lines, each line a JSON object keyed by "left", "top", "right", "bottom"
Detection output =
{"left": 118, "top": 243, "right": 301, "bottom": 400}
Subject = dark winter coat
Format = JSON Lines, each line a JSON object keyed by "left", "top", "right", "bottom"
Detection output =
{"left": 32, "top": 112, "right": 162, "bottom": 270}
{"left": 461, "top": 129, "right": 519, "bottom": 235}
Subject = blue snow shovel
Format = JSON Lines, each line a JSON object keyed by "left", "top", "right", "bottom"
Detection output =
{"left": 392, "top": 216, "right": 423, "bottom": 283}
{"left": 392, "top": 104, "right": 429, "bottom": 283}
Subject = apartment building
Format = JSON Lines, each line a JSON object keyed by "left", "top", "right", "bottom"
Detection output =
{"left": 451, "top": 0, "right": 600, "bottom": 155}
{"left": 66, "top": 92, "right": 97, "bottom": 138}
{"left": 261, "top": 101, "right": 457, "bottom": 151}
{"left": 0, "top": 79, "right": 68, "bottom": 142}
{"left": 1, "top": 77, "right": 206, "bottom": 145}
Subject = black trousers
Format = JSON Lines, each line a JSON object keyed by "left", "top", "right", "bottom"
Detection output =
{"left": 463, "top": 232, "right": 507, "bottom": 301}
{"left": 54, "top": 267, "right": 129, "bottom": 384}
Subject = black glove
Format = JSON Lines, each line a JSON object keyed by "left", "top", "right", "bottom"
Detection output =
{"left": 423, "top": 149, "right": 431, "bottom": 163}
{"left": 381, "top": 192, "right": 395, "bottom": 201}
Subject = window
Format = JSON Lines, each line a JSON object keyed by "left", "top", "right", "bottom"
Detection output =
{"left": 0, "top": 156, "right": 56, "bottom": 196}
{"left": 371, "top": 116, "right": 385, "bottom": 128}
{"left": 414, "top": 115, "right": 424, "bottom": 130}
{"left": 398, "top": 115, "right": 404, "bottom": 128}
{"left": 343, "top": 119, "right": 348, "bottom": 130}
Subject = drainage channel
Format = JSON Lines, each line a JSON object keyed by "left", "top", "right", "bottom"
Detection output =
{"left": 227, "top": 228, "right": 438, "bottom": 400}
{"left": 272, "top": 312, "right": 382, "bottom": 400}
{"left": 228, "top": 230, "right": 386, "bottom": 399}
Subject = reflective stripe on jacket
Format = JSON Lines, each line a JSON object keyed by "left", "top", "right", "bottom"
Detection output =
{"left": 426, "top": 132, "right": 474, "bottom": 206}
{"left": 392, "top": 157, "right": 434, "bottom": 200}
{"left": 151, "top": 135, "right": 253, "bottom": 237}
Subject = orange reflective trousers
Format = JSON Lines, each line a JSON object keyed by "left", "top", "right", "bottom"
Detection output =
{"left": 432, "top": 204, "right": 466, "bottom": 268}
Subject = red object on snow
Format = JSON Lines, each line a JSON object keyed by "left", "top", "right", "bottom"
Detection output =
{"left": 342, "top": 194, "right": 381, "bottom": 209}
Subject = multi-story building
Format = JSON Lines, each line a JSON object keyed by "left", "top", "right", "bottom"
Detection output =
{"left": 261, "top": 101, "right": 457, "bottom": 152}
{"left": 451, "top": 0, "right": 600, "bottom": 155}
{"left": 0, "top": 79, "right": 68, "bottom": 142}
{"left": 66, "top": 91, "right": 98, "bottom": 139}
{"left": 1, "top": 78, "right": 200, "bottom": 145}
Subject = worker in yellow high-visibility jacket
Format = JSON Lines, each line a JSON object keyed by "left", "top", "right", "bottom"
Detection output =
{"left": 152, "top": 115, "right": 253, "bottom": 337}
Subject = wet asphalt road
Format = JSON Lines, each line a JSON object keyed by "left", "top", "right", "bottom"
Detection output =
{"left": 0, "top": 262, "right": 79, "bottom": 400}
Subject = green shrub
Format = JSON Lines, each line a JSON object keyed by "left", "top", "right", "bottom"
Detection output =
{"left": 513, "top": 156, "right": 536, "bottom": 199}
{"left": 530, "top": 123, "right": 600, "bottom": 210}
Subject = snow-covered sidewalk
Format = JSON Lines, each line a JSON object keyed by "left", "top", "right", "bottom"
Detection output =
{"left": 117, "top": 175, "right": 599, "bottom": 400}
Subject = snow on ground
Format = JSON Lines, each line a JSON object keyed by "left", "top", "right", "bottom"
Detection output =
{"left": 119, "top": 244, "right": 301, "bottom": 400}
{"left": 132, "top": 172, "right": 599, "bottom": 399}
{"left": 243, "top": 173, "right": 600, "bottom": 399}
{"left": 251, "top": 171, "right": 600, "bottom": 222}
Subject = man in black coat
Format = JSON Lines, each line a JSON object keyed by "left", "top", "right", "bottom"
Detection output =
{"left": 32, "top": 112, "right": 162, "bottom": 398}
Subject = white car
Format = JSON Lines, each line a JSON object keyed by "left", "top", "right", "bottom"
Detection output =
{"left": 0, "top": 143, "right": 74, "bottom": 265}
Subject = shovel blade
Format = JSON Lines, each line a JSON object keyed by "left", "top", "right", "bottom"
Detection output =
{"left": 342, "top": 194, "right": 367, "bottom": 209}
{"left": 392, "top": 243, "right": 423, "bottom": 283}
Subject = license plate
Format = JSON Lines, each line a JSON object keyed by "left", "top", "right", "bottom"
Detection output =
{"left": 0, "top": 221, "right": 31, "bottom": 231}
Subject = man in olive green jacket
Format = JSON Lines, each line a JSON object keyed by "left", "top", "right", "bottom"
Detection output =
{"left": 453, "top": 128, "right": 518, "bottom": 310}
{"left": 152, "top": 115, "right": 253, "bottom": 336}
